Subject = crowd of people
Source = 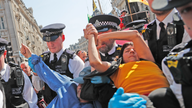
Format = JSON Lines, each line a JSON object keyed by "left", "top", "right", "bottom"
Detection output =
{"left": 0, "top": 0, "right": 192, "bottom": 107}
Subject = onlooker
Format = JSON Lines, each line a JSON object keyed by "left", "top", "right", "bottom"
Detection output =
{"left": 20, "top": 62, "right": 33, "bottom": 82}
{"left": 20, "top": 44, "right": 102, "bottom": 108}
{"left": 0, "top": 38, "right": 38, "bottom": 108}
{"left": 119, "top": 9, "right": 127, "bottom": 29}
{"left": 84, "top": 23, "right": 169, "bottom": 95}
{"left": 146, "top": 0, "right": 192, "bottom": 108}
{"left": 146, "top": 0, "right": 190, "bottom": 67}
{"left": 76, "top": 50, "right": 87, "bottom": 62}
{"left": 40, "top": 23, "right": 84, "bottom": 103}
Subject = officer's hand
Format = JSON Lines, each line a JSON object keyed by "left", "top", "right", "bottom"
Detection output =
{"left": 85, "top": 23, "right": 98, "bottom": 38}
{"left": 91, "top": 76, "right": 111, "bottom": 84}
{"left": 108, "top": 87, "right": 147, "bottom": 108}
{"left": 20, "top": 44, "right": 32, "bottom": 58}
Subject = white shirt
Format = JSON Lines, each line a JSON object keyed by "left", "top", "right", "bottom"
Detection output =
{"left": 49, "top": 47, "right": 84, "bottom": 78}
{"left": 0, "top": 63, "right": 38, "bottom": 108}
{"left": 0, "top": 90, "right": 3, "bottom": 108}
{"left": 155, "top": 8, "right": 190, "bottom": 42}
{"left": 100, "top": 43, "right": 118, "bottom": 56}
{"left": 32, "top": 75, "right": 44, "bottom": 92}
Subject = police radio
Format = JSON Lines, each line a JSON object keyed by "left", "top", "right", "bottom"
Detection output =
{"left": 166, "top": 23, "right": 177, "bottom": 48}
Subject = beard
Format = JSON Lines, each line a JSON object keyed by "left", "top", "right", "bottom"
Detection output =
{"left": 99, "top": 40, "right": 115, "bottom": 53}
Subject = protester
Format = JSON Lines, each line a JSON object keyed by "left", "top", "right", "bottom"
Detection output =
{"left": 40, "top": 23, "right": 84, "bottom": 103}
{"left": 146, "top": 0, "right": 192, "bottom": 108}
{"left": 0, "top": 38, "right": 38, "bottom": 108}
{"left": 20, "top": 44, "right": 101, "bottom": 108}
{"left": 84, "top": 23, "right": 169, "bottom": 95}
{"left": 145, "top": 0, "right": 190, "bottom": 67}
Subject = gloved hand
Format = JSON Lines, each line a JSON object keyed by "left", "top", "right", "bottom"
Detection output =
{"left": 91, "top": 76, "right": 111, "bottom": 84}
{"left": 108, "top": 87, "right": 147, "bottom": 108}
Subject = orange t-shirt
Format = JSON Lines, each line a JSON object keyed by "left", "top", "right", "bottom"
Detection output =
{"left": 110, "top": 61, "right": 169, "bottom": 95}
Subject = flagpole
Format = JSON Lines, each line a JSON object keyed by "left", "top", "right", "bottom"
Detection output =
{"left": 125, "top": 0, "right": 133, "bottom": 21}
{"left": 97, "top": 0, "right": 103, "bottom": 14}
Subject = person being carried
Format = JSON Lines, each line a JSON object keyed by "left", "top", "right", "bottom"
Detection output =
{"left": 84, "top": 23, "right": 169, "bottom": 95}
{"left": 20, "top": 44, "right": 101, "bottom": 108}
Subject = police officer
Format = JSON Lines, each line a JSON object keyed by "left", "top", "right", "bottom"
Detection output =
{"left": 40, "top": 23, "right": 84, "bottom": 103}
{"left": 147, "top": 0, "right": 192, "bottom": 108}
{"left": 0, "top": 81, "right": 5, "bottom": 108}
{"left": 0, "top": 38, "right": 38, "bottom": 108}
{"left": 85, "top": 14, "right": 122, "bottom": 108}
{"left": 125, "top": 19, "right": 147, "bottom": 34}
{"left": 88, "top": 15, "right": 122, "bottom": 63}
{"left": 144, "top": 0, "right": 190, "bottom": 67}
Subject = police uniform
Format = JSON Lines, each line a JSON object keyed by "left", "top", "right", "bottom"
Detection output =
{"left": 89, "top": 14, "right": 122, "bottom": 62}
{"left": 147, "top": 1, "right": 192, "bottom": 108}
{"left": 40, "top": 23, "right": 84, "bottom": 104}
{"left": 0, "top": 38, "right": 38, "bottom": 108}
{"left": 0, "top": 80, "right": 5, "bottom": 108}
{"left": 88, "top": 14, "right": 121, "bottom": 108}
{"left": 125, "top": 19, "right": 147, "bottom": 33}
{"left": 146, "top": 8, "right": 190, "bottom": 67}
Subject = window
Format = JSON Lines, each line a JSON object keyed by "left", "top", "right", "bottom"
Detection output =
{"left": 0, "top": 17, "right": 5, "bottom": 29}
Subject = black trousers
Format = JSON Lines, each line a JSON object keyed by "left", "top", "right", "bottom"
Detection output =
{"left": 148, "top": 87, "right": 181, "bottom": 108}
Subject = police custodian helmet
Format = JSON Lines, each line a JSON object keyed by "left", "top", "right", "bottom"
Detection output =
{"left": 40, "top": 23, "right": 65, "bottom": 42}
{"left": 152, "top": 0, "right": 192, "bottom": 11}
{"left": 89, "top": 14, "right": 120, "bottom": 32}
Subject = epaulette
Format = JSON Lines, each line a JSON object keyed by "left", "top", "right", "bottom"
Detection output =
{"left": 65, "top": 49, "right": 75, "bottom": 59}
{"left": 116, "top": 44, "right": 122, "bottom": 51}
{"left": 40, "top": 51, "right": 50, "bottom": 58}
{"left": 147, "top": 20, "right": 156, "bottom": 28}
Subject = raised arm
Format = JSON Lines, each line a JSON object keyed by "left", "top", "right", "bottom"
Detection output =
{"left": 20, "top": 44, "right": 74, "bottom": 92}
{"left": 84, "top": 23, "right": 111, "bottom": 72}
{"left": 98, "top": 30, "right": 155, "bottom": 62}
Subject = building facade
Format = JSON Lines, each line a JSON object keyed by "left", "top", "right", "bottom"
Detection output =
{"left": 0, "top": 0, "right": 47, "bottom": 63}
{"left": 68, "top": 36, "right": 88, "bottom": 53}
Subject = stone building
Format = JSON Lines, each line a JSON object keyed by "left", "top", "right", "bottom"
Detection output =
{"left": 68, "top": 36, "right": 88, "bottom": 53}
{"left": 0, "top": 0, "right": 47, "bottom": 63}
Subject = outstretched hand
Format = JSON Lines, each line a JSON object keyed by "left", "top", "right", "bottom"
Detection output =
{"left": 20, "top": 44, "right": 32, "bottom": 58}
{"left": 108, "top": 87, "right": 147, "bottom": 108}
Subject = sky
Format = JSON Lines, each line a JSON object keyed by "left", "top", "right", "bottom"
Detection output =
{"left": 23, "top": 0, "right": 112, "bottom": 48}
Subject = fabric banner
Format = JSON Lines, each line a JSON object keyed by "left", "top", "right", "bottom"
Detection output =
{"left": 93, "top": 0, "right": 97, "bottom": 11}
